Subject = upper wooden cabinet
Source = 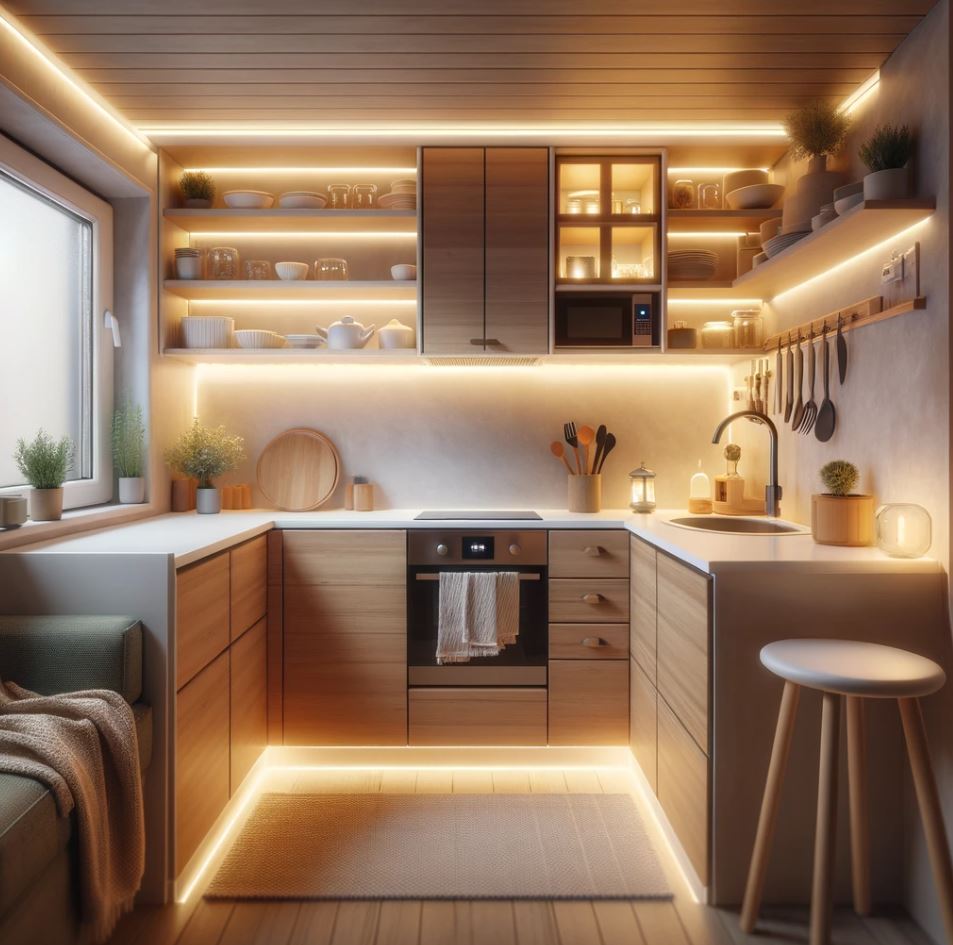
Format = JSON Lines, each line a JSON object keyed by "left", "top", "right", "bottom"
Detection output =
{"left": 421, "top": 147, "right": 549, "bottom": 355}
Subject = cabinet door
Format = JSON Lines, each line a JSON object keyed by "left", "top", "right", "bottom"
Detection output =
{"left": 550, "top": 529, "right": 629, "bottom": 579}
{"left": 409, "top": 688, "right": 547, "bottom": 746}
{"left": 657, "top": 554, "right": 710, "bottom": 753}
{"left": 631, "top": 657, "right": 658, "bottom": 793}
{"left": 630, "top": 537, "right": 657, "bottom": 684}
{"left": 230, "top": 617, "right": 267, "bottom": 794}
{"left": 176, "top": 552, "right": 229, "bottom": 690}
{"left": 484, "top": 147, "right": 549, "bottom": 353}
{"left": 548, "top": 659, "right": 629, "bottom": 745}
{"left": 283, "top": 530, "right": 406, "bottom": 586}
{"left": 421, "top": 147, "right": 485, "bottom": 353}
{"left": 175, "top": 651, "right": 229, "bottom": 875}
{"left": 230, "top": 534, "right": 267, "bottom": 642}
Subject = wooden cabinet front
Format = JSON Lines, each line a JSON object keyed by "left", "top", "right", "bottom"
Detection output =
{"left": 630, "top": 537, "right": 658, "bottom": 684}
{"left": 550, "top": 529, "right": 629, "bottom": 579}
{"left": 549, "top": 623, "right": 629, "bottom": 660}
{"left": 283, "top": 530, "right": 406, "bottom": 586}
{"left": 548, "top": 659, "right": 629, "bottom": 745}
{"left": 176, "top": 552, "right": 229, "bottom": 690}
{"left": 549, "top": 578, "right": 629, "bottom": 624}
{"left": 229, "top": 617, "right": 267, "bottom": 794}
{"left": 230, "top": 534, "right": 267, "bottom": 641}
{"left": 630, "top": 658, "right": 658, "bottom": 793}
{"left": 409, "top": 688, "right": 547, "bottom": 746}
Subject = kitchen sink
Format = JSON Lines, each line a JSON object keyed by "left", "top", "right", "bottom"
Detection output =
{"left": 667, "top": 516, "right": 809, "bottom": 535}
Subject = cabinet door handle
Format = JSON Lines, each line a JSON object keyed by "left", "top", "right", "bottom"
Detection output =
{"left": 581, "top": 592, "right": 603, "bottom": 604}
{"left": 582, "top": 636, "right": 608, "bottom": 648}
{"left": 583, "top": 545, "right": 603, "bottom": 557}
{"left": 469, "top": 338, "right": 502, "bottom": 346}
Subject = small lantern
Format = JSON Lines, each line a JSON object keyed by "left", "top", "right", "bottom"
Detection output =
{"left": 876, "top": 503, "right": 932, "bottom": 558}
{"left": 629, "top": 462, "right": 656, "bottom": 513}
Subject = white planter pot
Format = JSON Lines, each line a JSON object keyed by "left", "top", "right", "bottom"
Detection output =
{"left": 782, "top": 155, "right": 845, "bottom": 234}
{"left": 196, "top": 487, "right": 221, "bottom": 514}
{"left": 30, "top": 487, "right": 64, "bottom": 522}
{"left": 863, "top": 167, "right": 911, "bottom": 201}
{"left": 118, "top": 477, "right": 146, "bottom": 504}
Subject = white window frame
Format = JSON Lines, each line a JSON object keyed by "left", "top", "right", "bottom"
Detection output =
{"left": 0, "top": 135, "right": 114, "bottom": 509}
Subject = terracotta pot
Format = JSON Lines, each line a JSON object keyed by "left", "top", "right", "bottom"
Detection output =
{"left": 171, "top": 478, "right": 192, "bottom": 512}
{"left": 568, "top": 474, "right": 602, "bottom": 513}
{"left": 30, "top": 487, "right": 64, "bottom": 522}
{"left": 811, "top": 493, "right": 875, "bottom": 546}
{"left": 118, "top": 477, "right": 145, "bottom": 504}
{"left": 863, "top": 167, "right": 912, "bottom": 201}
{"left": 196, "top": 487, "right": 221, "bottom": 514}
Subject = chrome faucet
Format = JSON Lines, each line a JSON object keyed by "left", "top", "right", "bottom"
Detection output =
{"left": 711, "top": 410, "right": 782, "bottom": 517}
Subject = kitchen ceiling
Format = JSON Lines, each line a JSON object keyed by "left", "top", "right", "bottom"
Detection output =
{"left": 7, "top": 0, "right": 934, "bottom": 130}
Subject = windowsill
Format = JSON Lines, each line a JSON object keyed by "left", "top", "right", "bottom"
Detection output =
{"left": 0, "top": 500, "right": 160, "bottom": 552}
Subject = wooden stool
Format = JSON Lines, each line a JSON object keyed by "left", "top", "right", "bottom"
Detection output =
{"left": 741, "top": 639, "right": 953, "bottom": 945}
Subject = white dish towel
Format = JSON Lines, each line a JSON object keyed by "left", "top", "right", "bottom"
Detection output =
{"left": 436, "top": 572, "right": 520, "bottom": 665}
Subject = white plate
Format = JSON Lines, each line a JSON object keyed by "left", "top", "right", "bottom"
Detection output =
{"left": 286, "top": 334, "right": 322, "bottom": 348}
{"left": 223, "top": 190, "right": 275, "bottom": 209}
{"left": 834, "top": 192, "right": 865, "bottom": 216}
{"left": 762, "top": 231, "right": 808, "bottom": 258}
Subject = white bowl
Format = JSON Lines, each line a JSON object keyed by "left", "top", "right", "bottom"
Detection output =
{"left": 834, "top": 192, "right": 865, "bottom": 216}
{"left": 390, "top": 263, "right": 417, "bottom": 281}
{"left": 722, "top": 169, "right": 769, "bottom": 194}
{"left": 180, "top": 316, "right": 234, "bottom": 349}
{"left": 278, "top": 191, "right": 327, "bottom": 209}
{"left": 223, "top": 190, "right": 275, "bottom": 209}
{"left": 275, "top": 261, "right": 309, "bottom": 281}
{"left": 234, "top": 329, "right": 286, "bottom": 349}
{"left": 725, "top": 183, "right": 785, "bottom": 210}
{"left": 759, "top": 217, "right": 783, "bottom": 243}
{"left": 752, "top": 252, "right": 768, "bottom": 268}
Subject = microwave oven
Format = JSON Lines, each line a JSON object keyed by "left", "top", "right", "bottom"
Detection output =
{"left": 555, "top": 292, "right": 658, "bottom": 348}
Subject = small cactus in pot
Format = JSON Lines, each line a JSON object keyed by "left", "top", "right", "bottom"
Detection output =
{"left": 812, "top": 460, "right": 874, "bottom": 546}
{"left": 819, "top": 460, "right": 859, "bottom": 496}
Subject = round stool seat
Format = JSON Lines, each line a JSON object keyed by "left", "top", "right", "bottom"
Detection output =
{"left": 761, "top": 639, "right": 945, "bottom": 699}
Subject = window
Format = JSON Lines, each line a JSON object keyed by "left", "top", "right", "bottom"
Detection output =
{"left": 0, "top": 137, "right": 113, "bottom": 509}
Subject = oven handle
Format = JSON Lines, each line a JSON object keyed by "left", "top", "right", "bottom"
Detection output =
{"left": 414, "top": 573, "right": 541, "bottom": 582}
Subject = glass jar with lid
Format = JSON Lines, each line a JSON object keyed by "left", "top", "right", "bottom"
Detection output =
{"left": 671, "top": 179, "right": 695, "bottom": 209}
{"left": 701, "top": 320, "right": 734, "bottom": 348}
{"left": 243, "top": 259, "right": 272, "bottom": 280}
{"left": 314, "top": 257, "right": 349, "bottom": 280}
{"left": 731, "top": 309, "right": 764, "bottom": 349}
{"left": 351, "top": 184, "right": 378, "bottom": 209}
{"left": 208, "top": 246, "right": 240, "bottom": 280}
{"left": 699, "top": 182, "right": 722, "bottom": 210}
{"left": 327, "top": 184, "right": 351, "bottom": 209}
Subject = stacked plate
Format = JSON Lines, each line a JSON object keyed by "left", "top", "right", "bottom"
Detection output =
{"left": 174, "top": 247, "right": 203, "bottom": 279}
{"left": 667, "top": 249, "right": 718, "bottom": 280}
{"left": 286, "top": 334, "right": 322, "bottom": 349}
{"left": 762, "top": 230, "right": 809, "bottom": 259}
{"left": 378, "top": 177, "right": 417, "bottom": 209}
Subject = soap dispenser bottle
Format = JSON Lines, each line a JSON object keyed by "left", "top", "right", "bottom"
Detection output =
{"left": 688, "top": 460, "right": 713, "bottom": 514}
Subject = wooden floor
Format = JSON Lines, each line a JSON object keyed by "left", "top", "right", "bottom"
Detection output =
{"left": 107, "top": 766, "right": 934, "bottom": 945}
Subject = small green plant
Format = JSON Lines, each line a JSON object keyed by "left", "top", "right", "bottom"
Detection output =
{"left": 179, "top": 171, "right": 215, "bottom": 202}
{"left": 723, "top": 443, "right": 741, "bottom": 463}
{"left": 14, "top": 430, "right": 73, "bottom": 489}
{"left": 164, "top": 420, "right": 245, "bottom": 489}
{"left": 113, "top": 398, "right": 145, "bottom": 479}
{"left": 784, "top": 101, "right": 851, "bottom": 160}
{"left": 820, "top": 460, "right": 859, "bottom": 497}
{"left": 859, "top": 124, "right": 914, "bottom": 172}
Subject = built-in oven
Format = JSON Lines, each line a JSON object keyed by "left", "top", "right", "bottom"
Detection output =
{"left": 407, "top": 530, "right": 547, "bottom": 686}
{"left": 554, "top": 291, "right": 659, "bottom": 348}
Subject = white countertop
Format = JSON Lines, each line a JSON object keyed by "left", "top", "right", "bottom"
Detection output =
{"left": 5, "top": 507, "right": 940, "bottom": 574}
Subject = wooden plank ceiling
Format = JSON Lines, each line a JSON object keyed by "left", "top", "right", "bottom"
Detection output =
{"left": 8, "top": 0, "right": 934, "bottom": 126}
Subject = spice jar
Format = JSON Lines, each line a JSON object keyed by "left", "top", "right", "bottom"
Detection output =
{"left": 243, "top": 259, "right": 272, "bottom": 280}
{"left": 731, "top": 309, "right": 764, "bottom": 349}
{"left": 208, "top": 246, "right": 240, "bottom": 280}
{"left": 672, "top": 179, "right": 695, "bottom": 209}
{"left": 701, "top": 320, "right": 734, "bottom": 349}
{"left": 327, "top": 184, "right": 351, "bottom": 209}
{"left": 351, "top": 184, "right": 377, "bottom": 209}
{"left": 699, "top": 182, "right": 722, "bottom": 210}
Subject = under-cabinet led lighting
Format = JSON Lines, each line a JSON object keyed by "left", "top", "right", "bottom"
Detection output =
{"left": 188, "top": 298, "right": 416, "bottom": 306}
{"left": 667, "top": 298, "right": 763, "bottom": 306}
{"left": 840, "top": 71, "right": 881, "bottom": 115}
{"left": 667, "top": 231, "right": 747, "bottom": 239}
{"left": 188, "top": 231, "right": 416, "bottom": 239}
{"left": 0, "top": 11, "right": 151, "bottom": 149}
{"left": 772, "top": 218, "right": 931, "bottom": 302}
{"left": 667, "top": 167, "right": 771, "bottom": 175}
{"left": 183, "top": 166, "right": 417, "bottom": 175}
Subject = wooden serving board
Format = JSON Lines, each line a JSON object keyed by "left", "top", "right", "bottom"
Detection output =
{"left": 256, "top": 428, "right": 340, "bottom": 511}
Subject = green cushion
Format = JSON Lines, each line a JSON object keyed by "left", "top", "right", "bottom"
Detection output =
{"left": 0, "top": 616, "right": 142, "bottom": 703}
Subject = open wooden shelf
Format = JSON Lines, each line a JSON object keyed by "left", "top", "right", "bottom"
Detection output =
{"left": 733, "top": 199, "right": 935, "bottom": 297}
{"left": 163, "top": 280, "right": 417, "bottom": 301}
{"left": 666, "top": 208, "right": 781, "bottom": 232}
{"left": 163, "top": 347, "right": 419, "bottom": 364}
{"left": 667, "top": 283, "right": 763, "bottom": 301}
{"left": 164, "top": 208, "right": 417, "bottom": 233}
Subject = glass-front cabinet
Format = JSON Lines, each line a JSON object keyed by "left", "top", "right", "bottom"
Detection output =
{"left": 555, "top": 155, "right": 661, "bottom": 285}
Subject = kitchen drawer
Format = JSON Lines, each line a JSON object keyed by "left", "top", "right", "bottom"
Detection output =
{"left": 176, "top": 551, "right": 230, "bottom": 690}
{"left": 658, "top": 696, "right": 710, "bottom": 886}
{"left": 230, "top": 617, "right": 267, "bottom": 795}
{"left": 283, "top": 530, "right": 406, "bottom": 586}
{"left": 657, "top": 553, "right": 710, "bottom": 754}
{"left": 409, "top": 688, "right": 547, "bottom": 746}
{"left": 630, "top": 536, "right": 658, "bottom": 684}
{"left": 230, "top": 534, "right": 267, "bottom": 642}
{"left": 549, "top": 623, "right": 628, "bottom": 660}
{"left": 549, "top": 578, "right": 629, "bottom": 624}
{"left": 548, "top": 659, "right": 629, "bottom": 746}
{"left": 631, "top": 658, "right": 658, "bottom": 794}
{"left": 549, "top": 530, "right": 629, "bottom": 578}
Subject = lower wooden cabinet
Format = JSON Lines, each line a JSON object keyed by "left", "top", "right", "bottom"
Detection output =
{"left": 630, "top": 658, "right": 658, "bottom": 793}
{"left": 229, "top": 617, "right": 268, "bottom": 794}
{"left": 175, "top": 651, "right": 230, "bottom": 875}
{"left": 409, "top": 688, "right": 547, "bottom": 746}
{"left": 548, "top": 659, "right": 629, "bottom": 745}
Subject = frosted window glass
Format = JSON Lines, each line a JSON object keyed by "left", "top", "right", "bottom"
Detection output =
{"left": 0, "top": 171, "right": 92, "bottom": 488}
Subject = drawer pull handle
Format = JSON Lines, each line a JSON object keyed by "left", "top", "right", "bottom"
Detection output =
{"left": 581, "top": 592, "right": 603, "bottom": 604}
{"left": 582, "top": 637, "right": 608, "bottom": 648}
{"left": 583, "top": 545, "right": 603, "bottom": 557}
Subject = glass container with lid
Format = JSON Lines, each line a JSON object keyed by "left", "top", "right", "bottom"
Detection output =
{"left": 327, "top": 184, "right": 351, "bottom": 208}
{"left": 701, "top": 320, "right": 734, "bottom": 349}
{"left": 243, "top": 259, "right": 272, "bottom": 280}
{"left": 688, "top": 460, "right": 712, "bottom": 514}
{"left": 208, "top": 246, "right": 240, "bottom": 280}
{"left": 699, "top": 182, "right": 722, "bottom": 210}
{"left": 671, "top": 179, "right": 695, "bottom": 209}
{"left": 314, "top": 257, "right": 349, "bottom": 280}
{"left": 732, "top": 309, "right": 764, "bottom": 349}
{"left": 352, "top": 184, "right": 377, "bottom": 209}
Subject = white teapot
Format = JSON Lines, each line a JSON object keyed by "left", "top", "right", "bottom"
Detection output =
{"left": 377, "top": 318, "right": 416, "bottom": 350}
{"left": 315, "top": 315, "right": 376, "bottom": 350}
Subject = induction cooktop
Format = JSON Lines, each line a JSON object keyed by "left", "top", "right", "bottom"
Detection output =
{"left": 414, "top": 510, "right": 542, "bottom": 521}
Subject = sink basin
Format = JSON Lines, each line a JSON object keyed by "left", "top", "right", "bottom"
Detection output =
{"left": 667, "top": 516, "right": 808, "bottom": 535}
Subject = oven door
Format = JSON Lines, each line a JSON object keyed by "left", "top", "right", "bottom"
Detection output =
{"left": 555, "top": 293, "right": 633, "bottom": 347}
{"left": 407, "top": 565, "right": 548, "bottom": 686}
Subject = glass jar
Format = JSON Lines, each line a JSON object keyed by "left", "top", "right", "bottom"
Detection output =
{"left": 327, "top": 184, "right": 351, "bottom": 209}
{"left": 625, "top": 197, "right": 642, "bottom": 215}
{"left": 701, "top": 320, "right": 734, "bottom": 349}
{"left": 565, "top": 197, "right": 583, "bottom": 215}
{"left": 876, "top": 503, "right": 932, "bottom": 558}
{"left": 699, "top": 182, "right": 722, "bottom": 210}
{"left": 351, "top": 184, "right": 377, "bottom": 209}
{"left": 731, "top": 309, "right": 764, "bottom": 348}
{"left": 243, "top": 259, "right": 272, "bottom": 280}
{"left": 314, "top": 257, "right": 349, "bottom": 280}
{"left": 208, "top": 246, "right": 240, "bottom": 280}
{"left": 672, "top": 179, "right": 695, "bottom": 209}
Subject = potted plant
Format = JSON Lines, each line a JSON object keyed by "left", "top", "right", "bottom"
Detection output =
{"left": 13, "top": 430, "right": 73, "bottom": 522}
{"left": 179, "top": 171, "right": 215, "bottom": 209}
{"left": 811, "top": 460, "right": 875, "bottom": 546}
{"left": 859, "top": 124, "right": 914, "bottom": 200}
{"left": 164, "top": 420, "right": 245, "bottom": 514}
{"left": 782, "top": 101, "right": 851, "bottom": 230}
{"left": 113, "top": 398, "right": 146, "bottom": 504}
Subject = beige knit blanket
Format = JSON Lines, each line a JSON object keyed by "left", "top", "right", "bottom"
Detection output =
{"left": 0, "top": 681, "right": 144, "bottom": 944}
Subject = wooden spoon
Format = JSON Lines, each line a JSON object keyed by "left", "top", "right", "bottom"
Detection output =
{"left": 550, "top": 441, "right": 575, "bottom": 475}
{"left": 577, "top": 425, "right": 596, "bottom": 474}
{"left": 596, "top": 432, "right": 617, "bottom": 473}
{"left": 591, "top": 424, "right": 608, "bottom": 475}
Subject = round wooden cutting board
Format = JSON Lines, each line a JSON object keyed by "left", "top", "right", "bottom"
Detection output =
{"left": 256, "top": 428, "right": 341, "bottom": 511}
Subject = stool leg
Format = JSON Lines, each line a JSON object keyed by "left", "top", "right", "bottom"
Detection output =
{"left": 810, "top": 692, "right": 840, "bottom": 945}
{"left": 846, "top": 696, "right": 871, "bottom": 916}
{"left": 740, "top": 681, "right": 801, "bottom": 933}
{"left": 898, "top": 697, "right": 953, "bottom": 944}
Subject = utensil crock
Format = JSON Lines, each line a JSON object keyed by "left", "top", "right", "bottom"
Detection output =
{"left": 568, "top": 474, "right": 602, "bottom": 513}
